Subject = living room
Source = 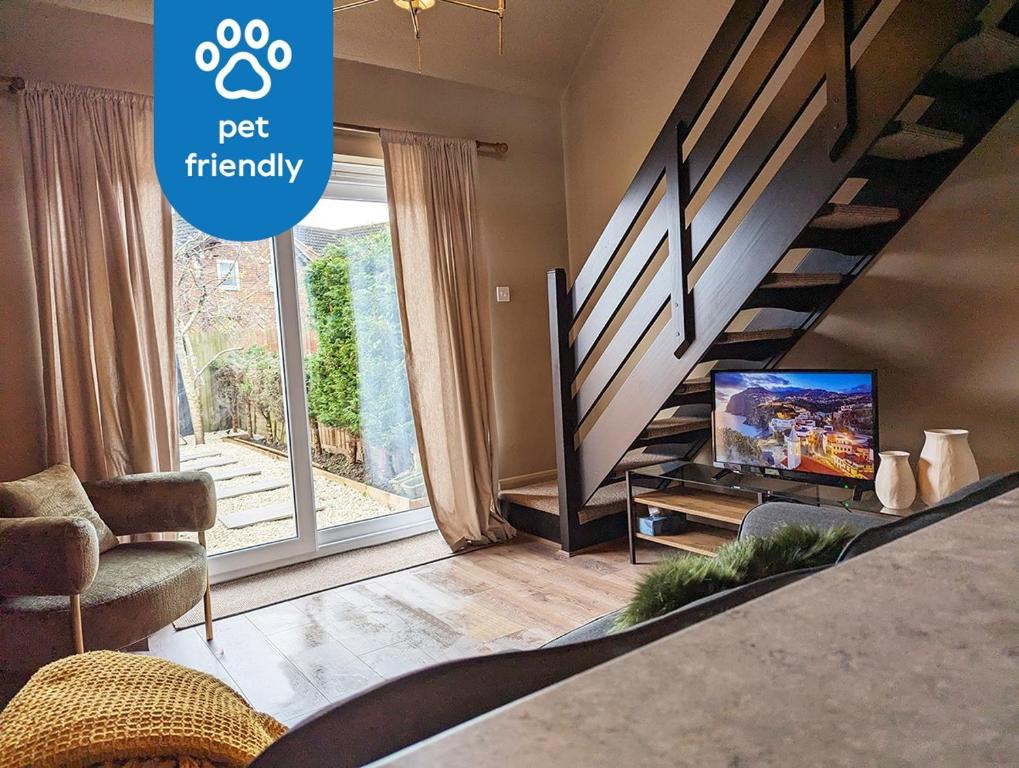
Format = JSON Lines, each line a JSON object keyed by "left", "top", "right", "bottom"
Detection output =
{"left": 1, "top": 0, "right": 1018, "bottom": 765}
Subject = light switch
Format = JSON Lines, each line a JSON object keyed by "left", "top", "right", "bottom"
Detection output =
{"left": 495, "top": 286, "right": 511, "bottom": 303}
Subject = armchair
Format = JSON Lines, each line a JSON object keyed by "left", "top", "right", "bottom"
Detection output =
{"left": 0, "top": 471, "right": 216, "bottom": 680}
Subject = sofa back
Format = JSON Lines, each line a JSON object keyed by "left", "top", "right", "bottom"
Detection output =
{"left": 839, "top": 472, "right": 1019, "bottom": 562}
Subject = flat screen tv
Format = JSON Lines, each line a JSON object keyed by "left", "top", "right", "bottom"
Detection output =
{"left": 711, "top": 370, "right": 878, "bottom": 488}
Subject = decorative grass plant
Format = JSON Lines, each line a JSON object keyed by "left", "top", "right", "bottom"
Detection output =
{"left": 614, "top": 524, "right": 856, "bottom": 630}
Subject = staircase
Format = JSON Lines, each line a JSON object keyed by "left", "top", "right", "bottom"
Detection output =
{"left": 500, "top": 0, "right": 1019, "bottom": 553}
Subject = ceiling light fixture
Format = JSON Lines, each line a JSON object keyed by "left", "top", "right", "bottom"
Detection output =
{"left": 333, "top": 0, "right": 506, "bottom": 72}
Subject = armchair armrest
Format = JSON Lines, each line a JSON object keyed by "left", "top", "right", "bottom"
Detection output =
{"left": 0, "top": 517, "right": 99, "bottom": 596}
{"left": 84, "top": 471, "right": 217, "bottom": 536}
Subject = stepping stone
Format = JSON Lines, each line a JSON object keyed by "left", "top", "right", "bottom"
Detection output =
{"left": 220, "top": 503, "right": 293, "bottom": 529}
{"left": 208, "top": 466, "right": 262, "bottom": 482}
{"left": 185, "top": 457, "right": 237, "bottom": 471}
{"left": 216, "top": 479, "right": 287, "bottom": 501}
{"left": 219, "top": 502, "right": 326, "bottom": 529}
{"left": 181, "top": 451, "right": 222, "bottom": 463}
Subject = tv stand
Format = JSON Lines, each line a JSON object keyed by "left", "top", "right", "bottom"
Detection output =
{"left": 624, "top": 461, "right": 881, "bottom": 564}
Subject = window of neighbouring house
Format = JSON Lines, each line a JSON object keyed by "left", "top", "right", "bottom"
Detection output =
{"left": 216, "top": 259, "right": 239, "bottom": 290}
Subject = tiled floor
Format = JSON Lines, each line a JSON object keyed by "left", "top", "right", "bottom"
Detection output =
{"left": 148, "top": 533, "right": 660, "bottom": 725}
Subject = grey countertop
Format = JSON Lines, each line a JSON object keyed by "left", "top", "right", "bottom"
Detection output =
{"left": 375, "top": 488, "right": 1019, "bottom": 766}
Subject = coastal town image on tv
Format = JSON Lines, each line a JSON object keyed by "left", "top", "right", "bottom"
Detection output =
{"left": 712, "top": 370, "right": 876, "bottom": 480}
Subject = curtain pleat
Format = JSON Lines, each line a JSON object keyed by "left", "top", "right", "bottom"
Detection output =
{"left": 381, "top": 129, "right": 514, "bottom": 550}
{"left": 19, "top": 82, "right": 176, "bottom": 481}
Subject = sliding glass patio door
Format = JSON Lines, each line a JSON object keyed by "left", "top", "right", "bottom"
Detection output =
{"left": 174, "top": 156, "right": 434, "bottom": 582}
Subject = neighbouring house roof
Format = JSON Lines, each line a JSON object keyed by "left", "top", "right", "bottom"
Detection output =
{"left": 172, "top": 213, "right": 389, "bottom": 266}
{"left": 294, "top": 222, "right": 390, "bottom": 265}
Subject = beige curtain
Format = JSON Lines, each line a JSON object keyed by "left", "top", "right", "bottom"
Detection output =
{"left": 381, "top": 129, "right": 514, "bottom": 550}
{"left": 19, "top": 82, "right": 177, "bottom": 481}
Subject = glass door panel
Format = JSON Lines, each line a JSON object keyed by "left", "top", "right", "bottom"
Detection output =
{"left": 292, "top": 160, "right": 429, "bottom": 533}
{"left": 172, "top": 211, "right": 300, "bottom": 557}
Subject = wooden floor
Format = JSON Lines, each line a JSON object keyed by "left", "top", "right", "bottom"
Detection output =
{"left": 148, "top": 533, "right": 661, "bottom": 725}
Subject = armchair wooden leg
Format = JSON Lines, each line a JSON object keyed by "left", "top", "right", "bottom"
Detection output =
{"left": 198, "top": 531, "right": 214, "bottom": 642}
{"left": 70, "top": 594, "right": 84, "bottom": 654}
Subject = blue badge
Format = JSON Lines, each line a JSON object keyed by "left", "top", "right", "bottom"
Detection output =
{"left": 155, "top": 1, "right": 333, "bottom": 241}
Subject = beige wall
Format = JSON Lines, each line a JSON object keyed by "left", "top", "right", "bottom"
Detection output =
{"left": 0, "top": 1, "right": 568, "bottom": 481}
{"left": 560, "top": 1, "right": 1019, "bottom": 474}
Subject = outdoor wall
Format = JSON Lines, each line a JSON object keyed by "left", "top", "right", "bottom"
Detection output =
{"left": 0, "top": 1, "right": 569, "bottom": 482}
{"left": 560, "top": 1, "right": 1019, "bottom": 474}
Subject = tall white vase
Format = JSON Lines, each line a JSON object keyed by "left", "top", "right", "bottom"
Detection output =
{"left": 875, "top": 451, "right": 916, "bottom": 510}
{"left": 917, "top": 429, "right": 979, "bottom": 505}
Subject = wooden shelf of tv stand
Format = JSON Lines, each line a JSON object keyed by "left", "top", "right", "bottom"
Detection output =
{"left": 634, "top": 487, "right": 757, "bottom": 526}
{"left": 635, "top": 525, "right": 737, "bottom": 557}
{"left": 632, "top": 486, "right": 758, "bottom": 557}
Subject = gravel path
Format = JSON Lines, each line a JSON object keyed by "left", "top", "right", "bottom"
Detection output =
{"left": 180, "top": 432, "right": 401, "bottom": 555}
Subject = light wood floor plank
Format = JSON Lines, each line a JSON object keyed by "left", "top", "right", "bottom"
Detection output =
{"left": 360, "top": 641, "right": 437, "bottom": 679}
{"left": 204, "top": 615, "right": 328, "bottom": 723}
{"left": 265, "top": 624, "right": 382, "bottom": 702}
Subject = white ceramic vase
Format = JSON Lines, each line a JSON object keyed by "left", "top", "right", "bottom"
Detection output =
{"left": 875, "top": 451, "right": 916, "bottom": 510}
{"left": 917, "top": 429, "right": 979, "bottom": 505}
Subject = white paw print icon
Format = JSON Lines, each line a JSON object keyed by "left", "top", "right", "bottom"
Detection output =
{"left": 195, "top": 19, "right": 292, "bottom": 100}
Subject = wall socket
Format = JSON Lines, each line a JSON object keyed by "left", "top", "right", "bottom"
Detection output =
{"left": 495, "top": 286, "right": 511, "bottom": 303}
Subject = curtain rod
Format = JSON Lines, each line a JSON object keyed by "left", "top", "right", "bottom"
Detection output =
{"left": 335, "top": 121, "right": 508, "bottom": 155}
{"left": 1, "top": 77, "right": 508, "bottom": 155}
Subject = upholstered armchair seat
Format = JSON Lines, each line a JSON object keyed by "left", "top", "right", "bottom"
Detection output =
{"left": 0, "top": 471, "right": 216, "bottom": 679}
{"left": 0, "top": 541, "right": 206, "bottom": 673}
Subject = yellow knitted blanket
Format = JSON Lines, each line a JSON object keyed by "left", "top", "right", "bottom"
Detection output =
{"left": 0, "top": 651, "right": 286, "bottom": 768}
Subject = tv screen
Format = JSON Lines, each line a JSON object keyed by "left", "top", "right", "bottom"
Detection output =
{"left": 712, "top": 370, "right": 877, "bottom": 483}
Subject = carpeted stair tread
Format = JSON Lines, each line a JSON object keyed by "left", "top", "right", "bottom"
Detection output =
{"left": 641, "top": 416, "right": 711, "bottom": 440}
{"left": 665, "top": 377, "right": 713, "bottom": 408}
{"left": 499, "top": 480, "right": 628, "bottom": 524}
{"left": 757, "top": 272, "right": 845, "bottom": 290}
{"left": 869, "top": 122, "right": 965, "bottom": 160}
{"left": 714, "top": 328, "right": 799, "bottom": 345}
{"left": 612, "top": 451, "right": 684, "bottom": 475}
{"left": 674, "top": 376, "right": 711, "bottom": 393}
{"left": 809, "top": 203, "right": 900, "bottom": 230}
{"left": 938, "top": 27, "right": 1019, "bottom": 81}
{"left": 704, "top": 328, "right": 801, "bottom": 362}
